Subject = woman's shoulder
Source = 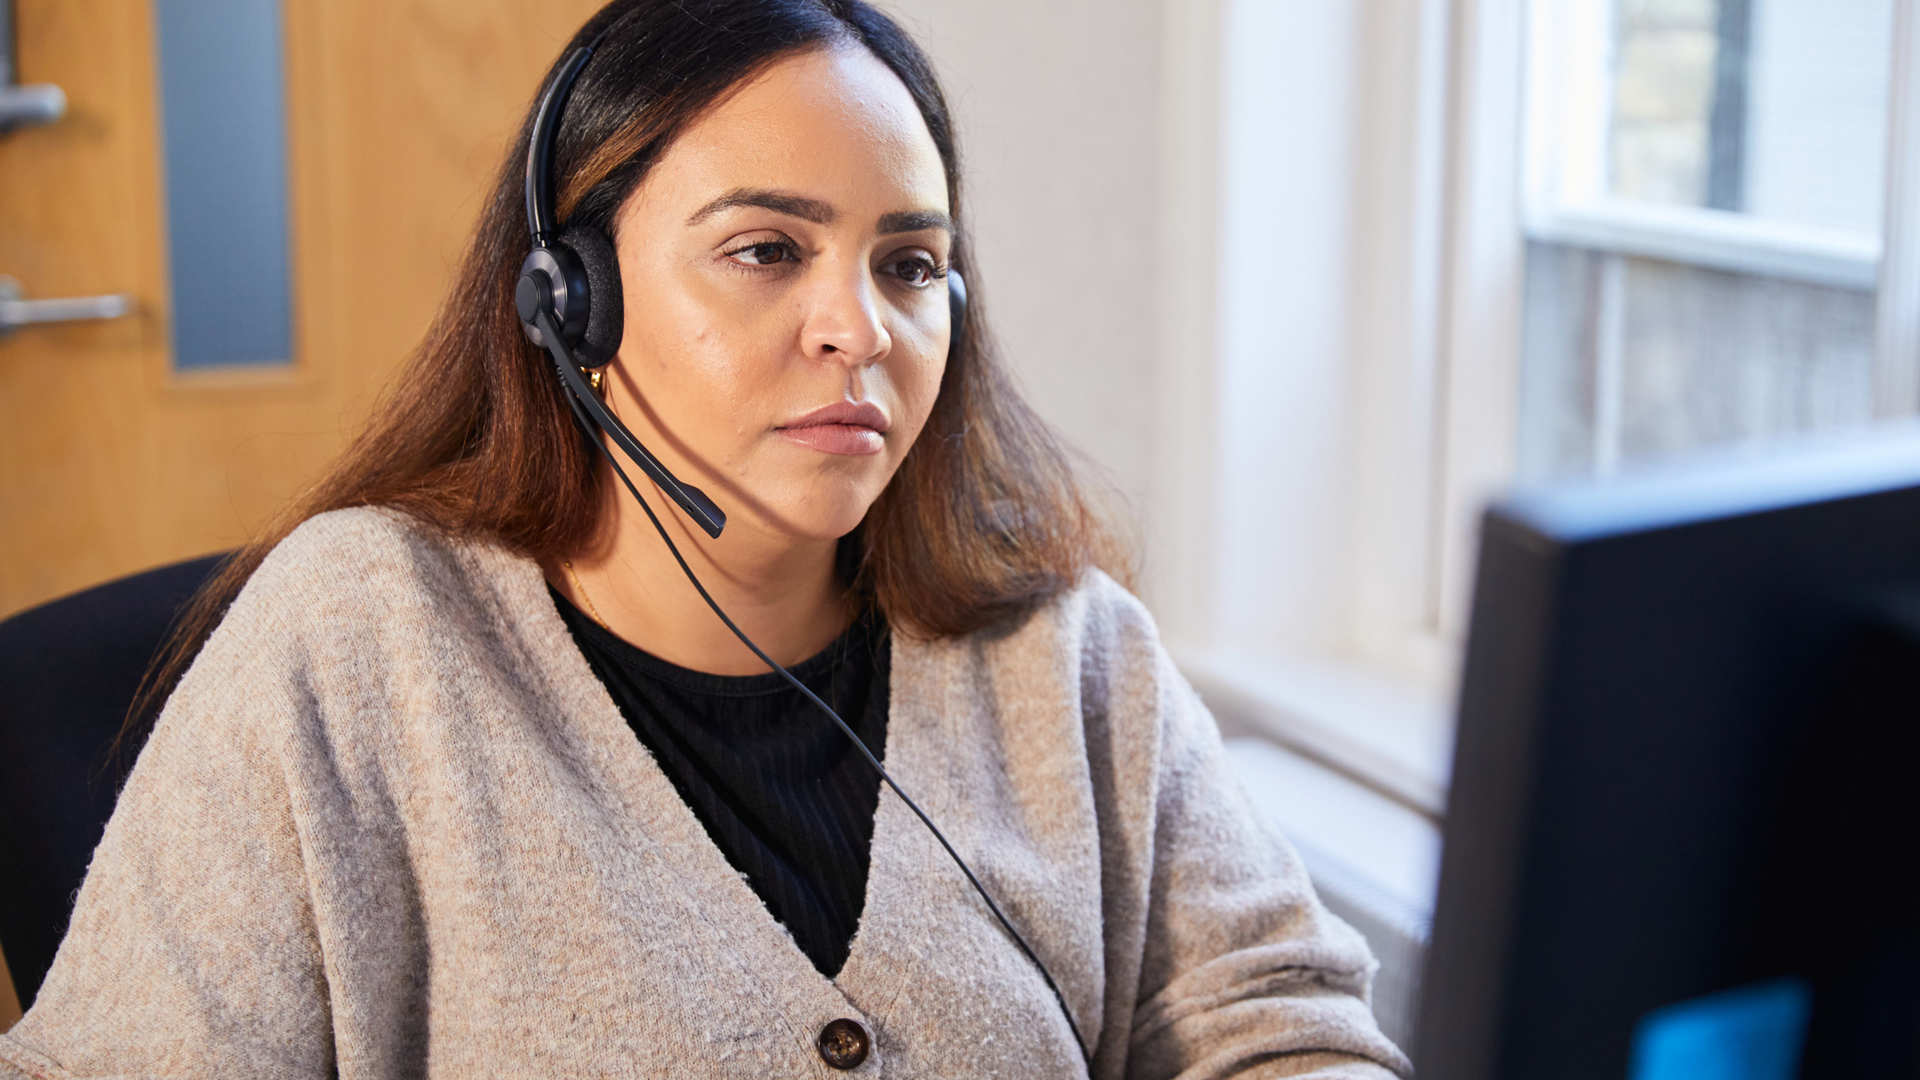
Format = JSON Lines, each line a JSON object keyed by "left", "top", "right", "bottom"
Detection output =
{"left": 260, "top": 503, "right": 449, "bottom": 577}
{"left": 1029, "top": 564, "right": 1166, "bottom": 658}
{"left": 172, "top": 505, "right": 521, "bottom": 717}
{"left": 229, "top": 505, "right": 490, "bottom": 644}
{"left": 257, "top": 504, "right": 467, "bottom": 588}
{"left": 957, "top": 564, "right": 1177, "bottom": 706}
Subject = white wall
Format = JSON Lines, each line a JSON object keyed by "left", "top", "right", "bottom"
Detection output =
{"left": 1214, "top": 1, "right": 1364, "bottom": 654}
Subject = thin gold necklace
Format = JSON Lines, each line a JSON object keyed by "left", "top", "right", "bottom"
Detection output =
{"left": 560, "top": 558, "right": 609, "bottom": 630}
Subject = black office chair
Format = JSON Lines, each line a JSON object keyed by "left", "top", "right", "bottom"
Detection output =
{"left": 0, "top": 552, "right": 232, "bottom": 1011}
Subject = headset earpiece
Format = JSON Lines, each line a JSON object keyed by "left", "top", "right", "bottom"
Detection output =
{"left": 515, "top": 226, "right": 623, "bottom": 368}
{"left": 515, "top": 244, "right": 586, "bottom": 352}
{"left": 555, "top": 225, "right": 623, "bottom": 366}
{"left": 947, "top": 268, "right": 967, "bottom": 357}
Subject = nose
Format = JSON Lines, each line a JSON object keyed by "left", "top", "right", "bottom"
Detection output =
{"left": 799, "top": 261, "right": 891, "bottom": 367}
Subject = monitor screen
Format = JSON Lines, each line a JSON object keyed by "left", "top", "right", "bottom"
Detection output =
{"left": 1414, "top": 424, "right": 1920, "bottom": 1080}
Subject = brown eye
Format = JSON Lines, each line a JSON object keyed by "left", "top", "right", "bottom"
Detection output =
{"left": 728, "top": 240, "right": 797, "bottom": 267}
{"left": 892, "top": 255, "right": 939, "bottom": 287}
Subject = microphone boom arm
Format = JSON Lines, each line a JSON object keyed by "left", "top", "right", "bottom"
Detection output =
{"left": 531, "top": 306, "right": 727, "bottom": 539}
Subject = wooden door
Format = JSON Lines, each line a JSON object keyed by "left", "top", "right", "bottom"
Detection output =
{"left": 1, "top": 0, "right": 602, "bottom": 1027}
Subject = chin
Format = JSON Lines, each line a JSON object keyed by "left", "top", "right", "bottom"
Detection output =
{"left": 780, "top": 490, "right": 879, "bottom": 543}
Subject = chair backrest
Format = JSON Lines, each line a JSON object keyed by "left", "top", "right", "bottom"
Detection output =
{"left": 0, "top": 552, "right": 231, "bottom": 1010}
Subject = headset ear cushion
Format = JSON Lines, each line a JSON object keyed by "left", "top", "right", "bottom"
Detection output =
{"left": 558, "top": 224, "right": 624, "bottom": 366}
{"left": 946, "top": 269, "right": 967, "bottom": 356}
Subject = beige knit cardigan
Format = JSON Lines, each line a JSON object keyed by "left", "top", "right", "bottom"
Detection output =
{"left": 0, "top": 506, "right": 1412, "bottom": 1079}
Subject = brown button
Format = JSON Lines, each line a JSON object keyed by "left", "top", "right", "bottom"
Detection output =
{"left": 817, "top": 1017, "right": 871, "bottom": 1069}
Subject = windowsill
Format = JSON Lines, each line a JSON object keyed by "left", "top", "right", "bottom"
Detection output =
{"left": 1171, "top": 645, "right": 1455, "bottom": 819}
{"left": 1522, "top": 197, "right": 1879, "bottom": 289}
{"left": 1221, "top": 735, "right": 1442, "bottom": 931}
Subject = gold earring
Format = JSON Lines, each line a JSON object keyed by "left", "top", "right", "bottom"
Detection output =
{"left": 582, "top": 367, "right": 604, "bottom": 396}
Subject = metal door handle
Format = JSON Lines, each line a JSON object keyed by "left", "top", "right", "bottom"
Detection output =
{"left": 0, "top": 83, "right": 62, "bottom": 133}
{"left": 3, "top": 0, "right": 67, "bottom": 135}
{"left": 0, "top": 277, "right": 135, "bottom": 336}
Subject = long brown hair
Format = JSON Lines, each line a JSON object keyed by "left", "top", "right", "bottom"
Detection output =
{"left": 115, "top": 0, "right": 1135, "bottom": 768}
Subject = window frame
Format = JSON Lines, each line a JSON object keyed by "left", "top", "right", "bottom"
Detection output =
{"left": 1435, "top": 0, "right": 1920, "bottom": 638}
{"left": 1187, "top": 0, "right": 1920, "bottom": 820}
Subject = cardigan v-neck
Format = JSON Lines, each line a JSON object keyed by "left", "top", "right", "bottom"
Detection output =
{"left": 0, "top": 506, "right": 1412, "bottom": 1079}
{"left": 544, "top": 580, "right": 891, "bottom": 980}
{"left": 497, "top": 541, "right": 936, "bottom": 1038}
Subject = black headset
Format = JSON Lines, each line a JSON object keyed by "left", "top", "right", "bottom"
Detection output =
{"left": 509, "top": 30, "right": 1088, "bottom": 1069}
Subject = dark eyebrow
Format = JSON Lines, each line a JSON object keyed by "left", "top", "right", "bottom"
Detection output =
{"left": 876, "top": 209, "right": 953, "bottom": 236}
{"left": 685, "top": 187, "right": 953, "bottom": 236}
{"left": 686, "top": 188, "right": 833, "bottom": 226}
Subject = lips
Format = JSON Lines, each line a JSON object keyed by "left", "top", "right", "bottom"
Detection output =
{"left": 777, "top": 400, "right": 890, "bottom": 433}
{"left": 774, "top": 400, "right": 888, "bottom": 457}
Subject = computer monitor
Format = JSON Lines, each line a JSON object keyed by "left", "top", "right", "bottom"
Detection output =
{"left": 1413, "top": 424, "right": 1920, "bottom": 1080}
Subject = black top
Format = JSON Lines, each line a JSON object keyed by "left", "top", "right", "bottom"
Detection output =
{"left": 546, "top": 583, "right": 890, "bottom": 979}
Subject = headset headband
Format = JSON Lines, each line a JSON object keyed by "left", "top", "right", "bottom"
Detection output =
{"left": 525, "top": 31, "right": 608, "bottom": 246}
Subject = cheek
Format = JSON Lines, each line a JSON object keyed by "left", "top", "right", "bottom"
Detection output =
{"left": 671, "top": 337, "right": 780, "bottom": 452}
{"left": 682, "top": 324, "right": 740, "bottom": 391}
{"left": 893, "top": 349, "right": 948, "bottom": 445}
{"left": 921, "top": 320, "right": 954, "bottom": 401}
{"left": 635, "top": 292, "right": 774, "bottom": 414}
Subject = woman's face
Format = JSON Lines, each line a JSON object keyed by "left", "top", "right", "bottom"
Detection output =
{"left": 603, "top": 44, "right": 952, "bottom": 547}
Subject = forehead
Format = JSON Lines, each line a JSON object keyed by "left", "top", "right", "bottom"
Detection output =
{"left": 631, "top": 45, "right": 949, "bottom": 222}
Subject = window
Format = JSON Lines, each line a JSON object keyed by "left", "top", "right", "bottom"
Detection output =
{"left": 1517, "top": 0, "right": 1898, "bottom": 485}
{"left": 154, "top": 0, "right": 294, "bottom": 370}
{"left": 1182, "top": 0, "right": 1920, "bottom": 821}
{"left": 1435, "top": 0, "right": 1920, "bottom": 637}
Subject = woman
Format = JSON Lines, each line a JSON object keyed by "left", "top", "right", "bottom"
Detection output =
{"left": 0, "top": 2, "right": 1411, "bottom": 1077}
